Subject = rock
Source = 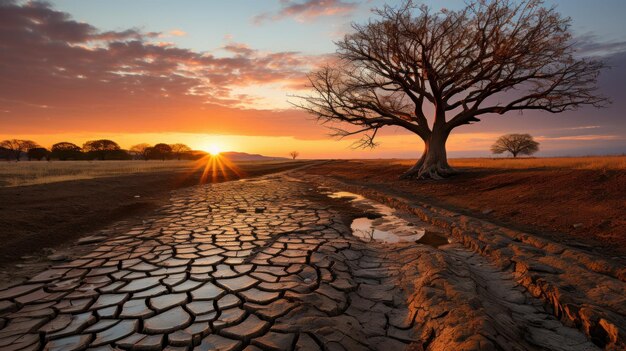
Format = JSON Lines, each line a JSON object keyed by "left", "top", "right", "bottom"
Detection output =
{"left": 77, "top": 235, "right": 107, "bottom": 245}
{"left": 48, "top": 254, "right": 69, "bottom": 261}
{"left": 528, "top": 263, "right": 563, "bottom": 274}
{"left": 482, "top": 209, "right": 494, "bottom": 215}
{"left": 572, "top": 223, "right": 583, "bottom": 229}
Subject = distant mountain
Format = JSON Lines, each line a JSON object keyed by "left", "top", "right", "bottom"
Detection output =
{"left": 220, "top": 151, "right": 288, "bottom": 161}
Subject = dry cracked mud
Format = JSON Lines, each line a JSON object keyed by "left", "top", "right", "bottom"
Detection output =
{"left": 0, "top": 174, "right": 604, "bottom": 350}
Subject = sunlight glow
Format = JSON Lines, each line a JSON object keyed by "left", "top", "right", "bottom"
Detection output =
{"left": 196, "top": 154, "right": 243, "bottom": 184}
{"left": 206, "top": 143, "right": 222, "bottom": 155}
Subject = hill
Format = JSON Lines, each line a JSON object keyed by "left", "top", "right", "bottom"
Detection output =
{"left": 220, "top": 151, "right": 288, "bottom": 161}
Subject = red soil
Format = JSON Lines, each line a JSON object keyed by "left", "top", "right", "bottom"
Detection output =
{"left": 305, "top": 160, "right": 626, "bottom": 255}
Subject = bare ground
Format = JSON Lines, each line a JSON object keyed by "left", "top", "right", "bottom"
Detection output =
{"left": 302, "top": 160, "right": 626, "bottom": 256}
{"left": 0, "top": 160, "right": 311, "bottom": 266}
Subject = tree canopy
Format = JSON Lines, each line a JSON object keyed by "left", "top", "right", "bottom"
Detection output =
{"left": 0, "top": 139, "right": 39, "bottom": 161}
{"left": 491, "top": 134, "right": 539, "bottom": 157}
{"left": 295, "top": 0, "right": 607, "bottom": 178}
{"left": 170, "top": 143, "right": 192, "bottom": 160}
{"left": 149, "top": 143, "right": 173, "bottom": 161}
{"left": 83, "top": 139, "right": 122, "bottom": 160}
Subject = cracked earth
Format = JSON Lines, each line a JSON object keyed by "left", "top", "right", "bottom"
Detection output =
{"left": 0, "top": 173, "right": 602, "bottom": 350}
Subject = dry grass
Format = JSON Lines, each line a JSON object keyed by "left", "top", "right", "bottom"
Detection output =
{"left": 0, "top": 159, "right": 300, "bottom": 187}
{"left": 391, "top": 155, "right": 626, "bottom": 170}
{"left": 0, "top": 160, "right": 198, "bottom": 187}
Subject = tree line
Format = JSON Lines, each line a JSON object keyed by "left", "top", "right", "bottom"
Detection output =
{"left": 0, "top": 139, "right": 202, "bottom": 161}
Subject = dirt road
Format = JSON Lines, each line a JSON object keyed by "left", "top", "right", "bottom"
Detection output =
{"left": 0, "top": 172, "right": 603, "bottom": 350}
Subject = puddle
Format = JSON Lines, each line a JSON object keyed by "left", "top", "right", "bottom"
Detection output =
{"left": 328, "top": 191, "right": 450, "bottom": 247}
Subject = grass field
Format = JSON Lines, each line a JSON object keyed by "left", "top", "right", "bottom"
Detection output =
{"left": 0, "top": 159, "right": 297, "bottom": 187}
{"left": 0, "top": 160, "right": 200, "bottom": 187}
{"left": 2, "top": 156, "right": 624, "bottom": 187}
{"left": 391, "top": 156, "right": 626, "bottom": 170}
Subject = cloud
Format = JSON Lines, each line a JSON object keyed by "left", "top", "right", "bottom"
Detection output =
{"left": 573, "top": 33, "right": 626, "bottom": 57}
{"left": 169, "top": 29, "right": 187, "bottom": 37}
{"left": 253, "top": 0, "right": 358, "bottom": 24}
{"left": 563, "top": 125, "right": 601, "bottom": 130}
{"left": 0, "top": 1, "right": 329, "bottom": 138}
{"left": 222, "top": 42, "right": 255, "bottom": 56}
{"left": 537, "top": 134, "right": 622, "bottom": 141}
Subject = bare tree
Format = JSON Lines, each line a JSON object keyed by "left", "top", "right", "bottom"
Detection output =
{"left": 129, "top": 143, "right": 152, "bottom": 160}
{"left": 0, "top": 139, "right": 39, "bottom": 161}
{"left": 289, "top": 151, "right": 300, "bottom": 160}
{"left": 170, "top": 143, "right": 192, "bottom": 160}
{"left": 294, "top": 0, "right": 607, "bottom": 179}
{"left": 491, "top": 134, "right": 539, "bottom": 157}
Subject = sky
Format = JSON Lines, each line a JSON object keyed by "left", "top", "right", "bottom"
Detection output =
{"left": 1, "top": 0, "right": 625, "bottom": 158}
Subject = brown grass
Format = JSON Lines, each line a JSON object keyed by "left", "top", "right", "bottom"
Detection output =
{"left": 390, "top": 155, "right": 626, "bottom": 170}
{"left": 0, "top": 159, "right": 295, "bottom": 187}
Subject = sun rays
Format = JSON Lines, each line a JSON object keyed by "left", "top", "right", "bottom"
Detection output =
{"left": 195, "top": 153, "right": 243, "bottom": 184}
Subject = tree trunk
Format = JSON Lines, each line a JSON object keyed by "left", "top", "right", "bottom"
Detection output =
{"left": 400, "top": 129, "right": 457, "bottom": 180}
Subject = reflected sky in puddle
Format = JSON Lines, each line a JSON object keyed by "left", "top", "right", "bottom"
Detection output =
{"left": 327, "top": 190, "right": 450, "bottom": 247}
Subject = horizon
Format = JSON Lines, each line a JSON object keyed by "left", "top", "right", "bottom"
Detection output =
{"left": 2, "top": 0, "right": 625, "bottom": 158}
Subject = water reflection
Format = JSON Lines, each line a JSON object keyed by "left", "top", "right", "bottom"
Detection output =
{"left": 327, "top": 190, "right": 450, "bottom": 247}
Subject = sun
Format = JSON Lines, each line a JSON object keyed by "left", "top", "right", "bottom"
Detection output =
{"left": 206, "top": 143, "right": 222, "bottom": 155}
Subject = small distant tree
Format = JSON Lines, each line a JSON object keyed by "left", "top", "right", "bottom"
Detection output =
{"left": 491, "top": 134, "right": 539, "bottom": 158}
{"left": 83, "top": 139, "right": 121, "bottom": 160}
{"left": 149, "top": 143, "right": 172, "bottom": 161}
{"left": 51, "top": 142, "right": 83, "bottom": 160}
{"left": 289, "top": 151, "right": 300, "bottom": 160}
{"left": 0, "top": 139, "right": 39, "bottom": 161}
{"left": 170, "top": 143, "right": 192, "bottom": 160}
{"left": 27, "top": 147, "right": 50, "bottom": 161}
{"left": 130, "top": 143, "right": 152, "bottom": 160}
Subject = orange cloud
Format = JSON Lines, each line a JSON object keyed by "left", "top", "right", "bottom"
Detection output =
{"left": 537, "top": 134, "right": 622, "bottom": 141}
{"left": 253, "top": 0, "right": 358, "bottom": 24}
{"left": 0, "top": 1, "right": 328, "bottom": 138}
{"left": 169, "top": 29, "right": 187, "bottom": 37}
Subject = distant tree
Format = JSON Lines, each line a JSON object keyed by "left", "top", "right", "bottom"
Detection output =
{"left": 289, "top": 151, "right": 300, "bottom": 160}
{"left": 106, "top": 149, "right": 132, "bottom": 160}
{"left": 51, "top": 142, "right": 83, "bottom": 160}
{"left": 129, "top": 143, "right": 152, "bottom": 160}
{"left": 0, "top": 146, "right": 11, "bottom": 160}
{"left": 491, "top": 134, "right": 539, "bottom": 158}
{"left": 82, "top": 139, "right": 121, "bottom": 160}
{"left": 294, "top": 0, "right": 607, "bottom": 179}
{"left": 27, "top": 147, "right": 50, "bottom": 161}
{"left": 170, "top": 143, "right": 192, "bottom": 160}
{"left": 0, "top": 139, "right": 39, "bottom": 161}
{"left": 149, "top": 143, "right": 172, "bottom": 161}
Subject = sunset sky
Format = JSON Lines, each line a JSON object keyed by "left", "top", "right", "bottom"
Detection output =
{"left": 1, "top": 0, "right": 625, "bottom": 158}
